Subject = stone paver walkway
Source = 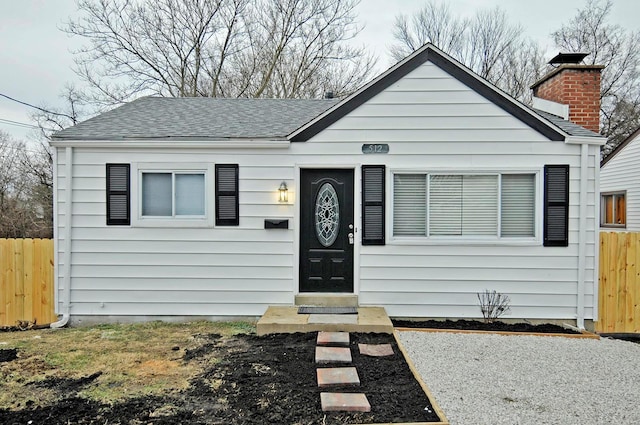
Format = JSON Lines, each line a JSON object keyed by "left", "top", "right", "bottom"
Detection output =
{"left": 314, "top": 331, "right": 371, "bottom": 412}
{"left": 317, "top": 331, "right": 350, "bottom": 346}
{"left": 315, "top": 346, "right": 352, "bottom": 363}
{"left": 320, "top": 392, "right": 371, "bottom": 412}
{"left": 358, "top": 343, "right": 395, "bottom": 357}
{"left": 316, "top": 367, "right": 360, "bottom": 387}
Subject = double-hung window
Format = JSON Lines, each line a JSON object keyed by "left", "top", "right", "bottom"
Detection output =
{"left": 141, "top": 172, "right": 205, "bottom": 217}
{"left": 131, "top": 163, "right": 216, "bottom": 227}
{"left": 393, "top": 172, "right": 536, "bottom": 240}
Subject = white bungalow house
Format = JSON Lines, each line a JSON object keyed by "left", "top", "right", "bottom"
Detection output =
{"left": 50, "top": 44, "right": 606, "bottom": 329}
{"left": 600, "top": 127, "right": 640, "bottom": 231}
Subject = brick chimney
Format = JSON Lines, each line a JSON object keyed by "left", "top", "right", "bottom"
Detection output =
{"left": 531, "top": 53, "right": 604, "bottom": 133}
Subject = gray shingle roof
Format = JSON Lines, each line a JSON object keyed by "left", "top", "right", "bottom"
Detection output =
{"left": 534, "top": 109, "right": 602, "bottom": 138}
{"left": 52, "top": 94, "right": 602, "bottom": 142}
{"left": 52, "top": 97, "right": 339, "bottom": 140}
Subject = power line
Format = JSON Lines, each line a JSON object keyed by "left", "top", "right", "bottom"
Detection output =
{"left": 0, "top": 145, "right": 44, "bottom": 155}
{"left": 0, "top": 118, "right": 56, "bottom": 133}
{"left": 0, "top": 92, "right": 73, "bottom": 119}
{"left": 0, "top": 117, "right": 41, "bottom": 130}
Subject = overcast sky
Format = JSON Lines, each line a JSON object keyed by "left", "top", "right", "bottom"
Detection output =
{"left": 1, "top": 0, "right": 638, "bottom": 143}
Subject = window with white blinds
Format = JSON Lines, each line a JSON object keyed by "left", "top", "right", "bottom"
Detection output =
{"left": 393, "top": 174, "right": 426, "bottom": 236}
{"left": 393, "top": 172, "right": 536, "bottom": 239}
{"left": 501, "top": 174, "right": 535, "bottom": 237}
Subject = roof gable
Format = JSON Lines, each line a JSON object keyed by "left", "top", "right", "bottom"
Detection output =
{"left": 289, "top": 43, "right": 566, "bottom": 142}
{"left": 601, "top": 126, "right": 640, "bottom": 167}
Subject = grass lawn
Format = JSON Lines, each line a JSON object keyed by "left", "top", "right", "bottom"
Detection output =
{"left": 0, "top": 321, "right": 255, "bottom": 409}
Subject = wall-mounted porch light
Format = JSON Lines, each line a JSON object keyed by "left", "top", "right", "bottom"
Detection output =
{"left": 278, "top": 181, "right": 288, "bottom": 203}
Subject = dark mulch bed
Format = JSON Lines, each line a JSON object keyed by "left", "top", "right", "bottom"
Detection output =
{"left": 392, "top": 318, "right": 582, "bottom": 334}
{"left": 0, "top": 348, "right": 18, "bottom": 363}
{"left": 0, "top": 332, "right": 441, "bottom": 424}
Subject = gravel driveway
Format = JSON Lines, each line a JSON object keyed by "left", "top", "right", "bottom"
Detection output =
{"left": 398, "top": 331, "right": 640, "bottom": 425}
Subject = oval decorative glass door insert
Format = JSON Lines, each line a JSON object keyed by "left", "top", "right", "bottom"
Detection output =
{"left": 315, "top": 182, "right": 340, "bottom": 247}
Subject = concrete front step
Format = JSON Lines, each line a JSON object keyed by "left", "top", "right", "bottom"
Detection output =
{"left": 308, "top": 314, "right": 358, "bottom": 325}
{"left": 294, "top": 294, "right": 358, "bottom": 307}
{"left": 256, "top": 306, "right": 393, "bottom": 335}
{"left": 320, "top": 392, "right": 371, "bottom": 412}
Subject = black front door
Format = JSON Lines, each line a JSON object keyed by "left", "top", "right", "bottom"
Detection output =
{"left": 299, "top": 169, "right": 354, "bottom": 293}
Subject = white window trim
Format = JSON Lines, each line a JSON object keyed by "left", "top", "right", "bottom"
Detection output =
{"left": 388, "top": 168, "right": 542, "bottom": 246}
{"left": 131, "top": 162, "right": 215, "bottom": 228}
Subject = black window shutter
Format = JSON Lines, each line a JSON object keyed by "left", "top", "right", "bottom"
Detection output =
{"left": 362, "top": 165, "right": 385, "bottom": 245}
{"left": 543, "top": 164, "right": 569, "bottom": 247}
{"left": 216, "top": 164, "right": 239, "bottom": 226}
{"left": 106, "top": 164, "right": 130, "bottom": 225}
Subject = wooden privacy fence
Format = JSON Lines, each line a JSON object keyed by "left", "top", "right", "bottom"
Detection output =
{"left": 1, "top": 234, "right": 639, "bottom": 331}
{"left": 0, "top": 239, "right": 56, "bottom": 327}
{"left": 598, "top": 232, "right": 640, "bottom": 333}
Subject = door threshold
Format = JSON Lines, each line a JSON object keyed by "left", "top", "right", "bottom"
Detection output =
{"left": 295, "top": 294, "right": 358, "bottom": 307}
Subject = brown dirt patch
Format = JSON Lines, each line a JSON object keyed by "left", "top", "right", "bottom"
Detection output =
{"left": 0, "top": 331, "right": 441, "bottom": 424}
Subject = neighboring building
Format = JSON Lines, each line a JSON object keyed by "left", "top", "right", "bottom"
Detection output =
{"left": 50, "top": 44, "right": 606, "bottom": 328}
{"left": 600, "top": 127, "right": 640, "bottom": 230}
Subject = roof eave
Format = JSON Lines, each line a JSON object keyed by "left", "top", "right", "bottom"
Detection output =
{"left": 49, "top": 138, "right": 291, "bottom": 149}
{"left": 564, "top": 135, "right": 608, "bottom": 146}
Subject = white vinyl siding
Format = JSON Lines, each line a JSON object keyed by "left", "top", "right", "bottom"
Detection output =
{"left": 601, "top": 132, "right": 640, "bottom": 231}
{"left": 55, "top": 149, "right": 295, "bottom": 317}
{"left": 393, "top": 173, "right": 534, "bottom": 240}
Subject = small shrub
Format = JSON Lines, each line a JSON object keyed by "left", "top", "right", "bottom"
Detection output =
{"left": 477, "top": 290, "right": 511, "bottom": 323}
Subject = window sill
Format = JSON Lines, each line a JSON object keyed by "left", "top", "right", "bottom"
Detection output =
{"left": 600, "top": 224, "right": 626, "bottom": 229}
{"left": 388, "top": 236, "right": 540, "bottom": 247}
{"left": 132, "top": 217, "right": 213, "bottom": 228}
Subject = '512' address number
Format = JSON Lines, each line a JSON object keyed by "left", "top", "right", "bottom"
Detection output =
{"left": 361, "top": 143, "right": 389, "bottom": 154}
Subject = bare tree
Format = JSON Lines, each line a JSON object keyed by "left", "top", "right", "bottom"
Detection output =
{"left": 391, "top": 2, "right": 466, "bottom": 62}
{"left": 32, "top": 85, "right": 84, "bottom": 139}
{"left": 0, "top": 86, "right": 85, "bottom": 239}
{"left": 389, "top": 2, "right": 546, "bottom": 103}
{"left": 0, "top": 132, "right": 53, "bottom": 238}
{"left": 66, "top": 0, "right": 376, "bottom": 105}
{"left": 552, "top": 0, "right": 640, "bottom": 160}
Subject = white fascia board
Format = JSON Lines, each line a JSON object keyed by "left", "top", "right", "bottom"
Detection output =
{"left": 49, "top": 139, "right": 291, "bottom": 149}
{"left": 565, "top": 136, "right": 607, "bottom": 146}
{"left": 532, "top": 97, "right": 569, "bottom": 120}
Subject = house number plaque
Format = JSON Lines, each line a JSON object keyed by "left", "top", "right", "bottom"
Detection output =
{"left": 362, "top": 143, "right": 389, "bottom": 154}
